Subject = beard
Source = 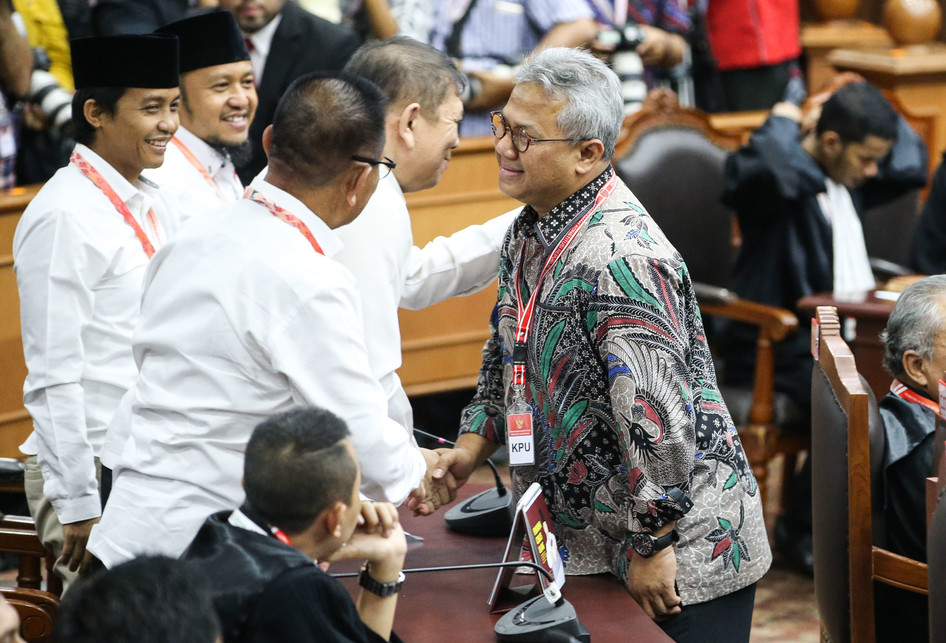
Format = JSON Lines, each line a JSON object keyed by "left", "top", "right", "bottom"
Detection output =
{"left": 212, "top": 140, "right": 253, "bottom": 168}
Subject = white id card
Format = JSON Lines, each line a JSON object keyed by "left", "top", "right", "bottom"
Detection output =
{"left": 507, "top": 411, "right": 535, "bottom": 466}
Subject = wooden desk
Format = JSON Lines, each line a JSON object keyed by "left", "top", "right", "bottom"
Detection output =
{"left": 801, "top": 20, "right": 893, "bottom": 94}
{"left": 336, "top": 485, "right": 671, "bottom": 642}
{"left": 797, "top": 288, "right": 896, "bottom": 400}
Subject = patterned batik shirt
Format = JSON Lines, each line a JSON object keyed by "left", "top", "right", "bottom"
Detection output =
{"left": 460, "top": 167, "right": 771, "bottom": 605}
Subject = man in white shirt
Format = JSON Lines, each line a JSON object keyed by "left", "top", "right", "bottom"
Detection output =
{"left": 337, "top": 36, "right": 516, "bottom": 436}
{"left": 89, "top": 73, "right": 453, "bottom": 568}
{"left": 145, "top": 11, "right": 257, "bottom": 222}
{"left": 13, "top": 34, "right": 181, "bottom": 589}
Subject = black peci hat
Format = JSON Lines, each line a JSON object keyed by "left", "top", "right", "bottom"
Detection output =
{"left": 156, "top": 11, "right": 250, "bottom": 74}
{"left": 71, "top": 35, "right": 180, "bottom": 89}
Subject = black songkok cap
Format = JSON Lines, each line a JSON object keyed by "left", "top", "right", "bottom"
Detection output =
{"left": 71, "top": 35, "right": 180, "bottom": 89}
{"left": 155, "top": 11, "right": 250, "bottom": 74}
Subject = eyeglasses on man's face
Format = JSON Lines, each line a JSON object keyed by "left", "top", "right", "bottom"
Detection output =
{"left": 351, "top": 154, "right": 397, "bottom": 179}
{"left": 489, "top": 111, "right": 589, "bottom": 153}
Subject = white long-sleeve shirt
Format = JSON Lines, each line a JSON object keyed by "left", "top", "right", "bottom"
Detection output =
{"left": 143, "top": 126, "right": 243, "bottom": 223}
{"left": 13, "top": 143, "right": 176, "bottom": 525}
{"left": 89, "top": 176, "right": 426, "bottom": 566}
{"left": 332, "top": 173, "right": 516, "bottom": 431}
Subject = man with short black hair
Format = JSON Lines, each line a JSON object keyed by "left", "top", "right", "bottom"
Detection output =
{"left": 336, "top": 36, "right": 515, "bottom": 435}
{"left": 185, "top": 407, "right": 407, "bottom": 642}
{"left": 54, "top": 555, "right": 222, "bottom": 643}
{"left": 14, "top": 33, "right": 180, "bottom": 589}
{"left": 89, "top": 72, "right": 452, "bottom": 568}
{"left": 874, "top": 274, "right": 946, "bottom": 642}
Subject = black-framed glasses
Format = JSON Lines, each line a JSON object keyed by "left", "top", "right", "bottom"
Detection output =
{"left": 351, "top": 154, "right": 397, "bottom": 179}
{"left": 489, "top": 111, "right": 588, "bottom": 153}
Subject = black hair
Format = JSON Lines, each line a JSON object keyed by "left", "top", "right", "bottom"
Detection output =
{"left": 244, "top": 407, "right": 357, "bottom": 534}
{"left": 268, "top": 72, "right": 387, "bottom": 188}
{"left": 71, "top": 86, "right": 127, "bottom": 146}
{"left": 53, "top": 555, "right": 220, "bottom": 643}
{"left": 345, "top": 35, "right": 466, "bottom": 119}
{"left": 816, "top": 82, "right": 898, "bottom": 145}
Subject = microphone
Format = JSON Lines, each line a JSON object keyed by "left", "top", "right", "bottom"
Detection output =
{"left": 414, "top": 428, "right": 515, "bottom": 537}
{"left": 333, "top": 559, "right": 590, "bottom": 642}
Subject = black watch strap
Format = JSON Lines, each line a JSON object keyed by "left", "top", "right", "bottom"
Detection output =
{"left": 632, "top": 529, "right": 679, "bottom": 557}
{"left": 358, "top": 564, "right": 405, "bottom": 597}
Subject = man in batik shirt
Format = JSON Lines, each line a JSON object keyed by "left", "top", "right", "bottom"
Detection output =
{"left": 431, "top": 47, "right": 769, "bottom": 643}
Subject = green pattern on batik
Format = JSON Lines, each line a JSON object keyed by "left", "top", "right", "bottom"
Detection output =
{"left": 705, "top": 502, "right": 751, "bottom": 572}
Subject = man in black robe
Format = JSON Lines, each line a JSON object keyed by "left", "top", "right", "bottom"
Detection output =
{"left": 875, "top": 275, "right": 946, "bottom": 642}
{"left": 183, "top": 407, "right": 407, "bottom": 643}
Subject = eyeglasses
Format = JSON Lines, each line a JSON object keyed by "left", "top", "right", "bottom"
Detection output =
{"left": 490, "top": 111, "right": 588, "bottom": 153}
{"left": 351, "top": 154, "right": 397, "bottom": 179}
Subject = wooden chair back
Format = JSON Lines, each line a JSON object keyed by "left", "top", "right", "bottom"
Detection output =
{"left": 811, "top": 306, "right": 927, "bottom": 643}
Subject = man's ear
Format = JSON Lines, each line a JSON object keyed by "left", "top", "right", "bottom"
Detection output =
{"left": 344, "top": 163, "right": 374, "bottom": 207}
{"left": 396, "top": 102, "right": 422, "bottom": 150}
{"left": 262, "top": 124, "right": 274, "bottom": 158}
{"left": 819, "top": 130, "right": 843, "bottom": 159}
{"left": 575, "top": 138, "right": 606, "bottom": 175}
{"left": 83, "top": 99, "right": 106, "bottom": 130}
{"left": 323, "top": 501, "right": 348, "bottom": 540}
{"left": 902, "top": 349, "right": 929, "bottom": 390}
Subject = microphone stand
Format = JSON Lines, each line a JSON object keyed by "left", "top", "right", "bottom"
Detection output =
{"left": 413, "top": 428, "right": 515, "bottom": 537}
{"left": 333, "top": 560, "right": 589, "bottom": 642}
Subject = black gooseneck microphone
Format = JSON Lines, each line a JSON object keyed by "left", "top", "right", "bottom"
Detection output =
{"left": 413, "top": 428, "right": 515, "bottom": 537}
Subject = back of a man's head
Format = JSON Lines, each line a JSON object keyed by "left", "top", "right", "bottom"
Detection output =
{"left": 268, "top": 72, "right": 387, "bottom": 188}
{"left": 817, "top": 82, "right": 898, "bottom": 145}
{"left": 244, "top": 406, "right": 358, "bottom": 534}
{"left": 53, "top": 556, "right": 221, "bottom": 643}
{"left": 344, "top": 36, "right": 465, "bottom": 118}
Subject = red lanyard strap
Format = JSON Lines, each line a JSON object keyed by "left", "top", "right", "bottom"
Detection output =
{"left": 71, "top": 150, "right": 157, "bottom": 258}
{"left": 171, "top": 138, "right": 230, "bottom": 204}
{"left": 891, "top": 379, "right": 942, "bottom": 418}
{"left": 244, "top": 187, "right": 324, "bottom": 256}
{"left": 511, "top": 174, "right": 618, "bottom": 387}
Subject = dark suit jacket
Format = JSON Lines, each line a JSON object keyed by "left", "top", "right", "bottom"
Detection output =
{"left": 239, "top": 1, "right": 361, "bottom": 183}
{"left": 92, "top": 0, "right": 189, "bottom": 35}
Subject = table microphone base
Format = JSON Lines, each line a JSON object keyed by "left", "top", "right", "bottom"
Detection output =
{"left": 494, "top": 595, "right": 590, "bottom": 642}
{"left": 444, "top": 487, "right": 515, "bottom": 537}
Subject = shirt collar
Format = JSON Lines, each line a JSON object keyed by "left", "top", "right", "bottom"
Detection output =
{"left": 73, "top": 142, "right": 150, "bottom": 204}
{"left": 514, "top": 166, "right": 614, "bottom": 246}
{"left": 249, "top": 174, "right": 343, "bottom": 258}
{"left": 174, "top": 126, "right": 229, "bottom": 176}
{"left": 247, "top": 13, "right": 282, "bottom": 61}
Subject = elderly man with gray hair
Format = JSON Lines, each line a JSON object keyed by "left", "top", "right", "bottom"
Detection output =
{"left": 877, "top": 274, "right": 946, "bottom": 641}
{"left": 432, "top": 47, "right": 770, "bottom": 642}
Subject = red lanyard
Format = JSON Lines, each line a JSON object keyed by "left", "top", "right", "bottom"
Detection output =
{"left": 511, "top": 174, "right": 618, "bottom": 386}
{"left": 71, "top": 150, "right": 159, "bottom": 258}
{"left": 890, "top": 379, "right": 942, "bottom": 418}
{"left": 171, "top": 137, "right": 231, "bottom": 204}
{"left": 243, "top": 187, "right": 324, "bottom": 255}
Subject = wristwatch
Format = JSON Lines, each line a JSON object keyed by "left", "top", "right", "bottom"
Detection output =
{"left": 631, "top": 530, "right": 679, "bottom": 558}
{"left": 358, "top": 564, "right": 405, "bottom": 597}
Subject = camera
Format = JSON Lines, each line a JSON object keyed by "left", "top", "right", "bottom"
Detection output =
{"left": 595, "top": 23, "right": 647, "bottom": 52}
{"left": 596, "top": 24, "right": 648, "bottom": 113}
{"left": 28, "top": 69, "right": 73, "bottom": 131}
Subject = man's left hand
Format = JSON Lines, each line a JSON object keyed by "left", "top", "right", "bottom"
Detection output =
{"left": 624, "top": 546, "right": 681, "bottom": 622}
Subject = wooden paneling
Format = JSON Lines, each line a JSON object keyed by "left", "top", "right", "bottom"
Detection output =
{"left": 0, "top": 186, "right": 40, "bottom": 459}
{"left": 399, "top": 137, "right": 519, "bottom": 396}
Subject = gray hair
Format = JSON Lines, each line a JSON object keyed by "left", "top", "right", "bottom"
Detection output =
{"left": 881, "top": 274, "right": 946, "bottom": 380}
{"left": 515, "top": 47, "right": 623, "bottom": 159}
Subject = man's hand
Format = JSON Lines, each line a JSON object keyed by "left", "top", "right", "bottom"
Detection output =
{"left": 61, "top": 517, "right": 100, "bottom": 573}
{"left": 624, "top": 546, "right": 681, "bottom": 622}
{"left": 407, "top": 448, "right": 457, "bottom": 516}
{"left": 636, "top": 26, "right": 685, "bottom": 69}
{"left": 326, "top": 503, "right": 407, "bottom": 579}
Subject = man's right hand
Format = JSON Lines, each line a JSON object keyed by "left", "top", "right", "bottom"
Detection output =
{"left": 61, "top": 517, "right": 100, "bottom": 573}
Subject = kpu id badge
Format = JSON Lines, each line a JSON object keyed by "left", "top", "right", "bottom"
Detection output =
{"left": 507, "top": 385, "right": 534, "bottom": 466}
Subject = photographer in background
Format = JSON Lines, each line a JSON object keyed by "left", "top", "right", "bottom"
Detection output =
{"left": 587, "top": 0, "right": 691, "bottom": 112}
{"left": 0, "top": 0, "right": 31, "bottom": 188}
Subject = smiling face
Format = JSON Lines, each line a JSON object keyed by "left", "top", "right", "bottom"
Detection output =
{"left": 180, "top": 61, "right": 257, "bottom": 147}
{"left": 494, "top": 83, "right": 588, "bottom": 216}
{"left": 396, "top": 93, "right": 462, "bottom": 194}
{"left": 218, "top": 0, "right": 286, "bottom": 33}
{"left": 87, "top": 87, "right": 180, "bottom": 183}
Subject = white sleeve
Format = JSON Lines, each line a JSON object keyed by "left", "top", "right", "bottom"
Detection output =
{"left": 399, "top": 209, "right": 517, "bottom": 310}
{"left": 268, "top": 276, "right": 426, "bottom": 505}
{"left": 15, "top": 210, "right": 106, "bottom": 523}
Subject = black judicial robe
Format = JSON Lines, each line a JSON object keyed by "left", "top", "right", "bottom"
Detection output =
{"left": 719, "top": 115, "right": 927, "bottom": 407}
{"left": 876, "top": 391, "right": 935, "bottom": 643}
{"left": 909, "top": 151, "right": 946, "bottom": 275}
{"left": 183, "top": 511, "right": 397, "bottom": 643}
